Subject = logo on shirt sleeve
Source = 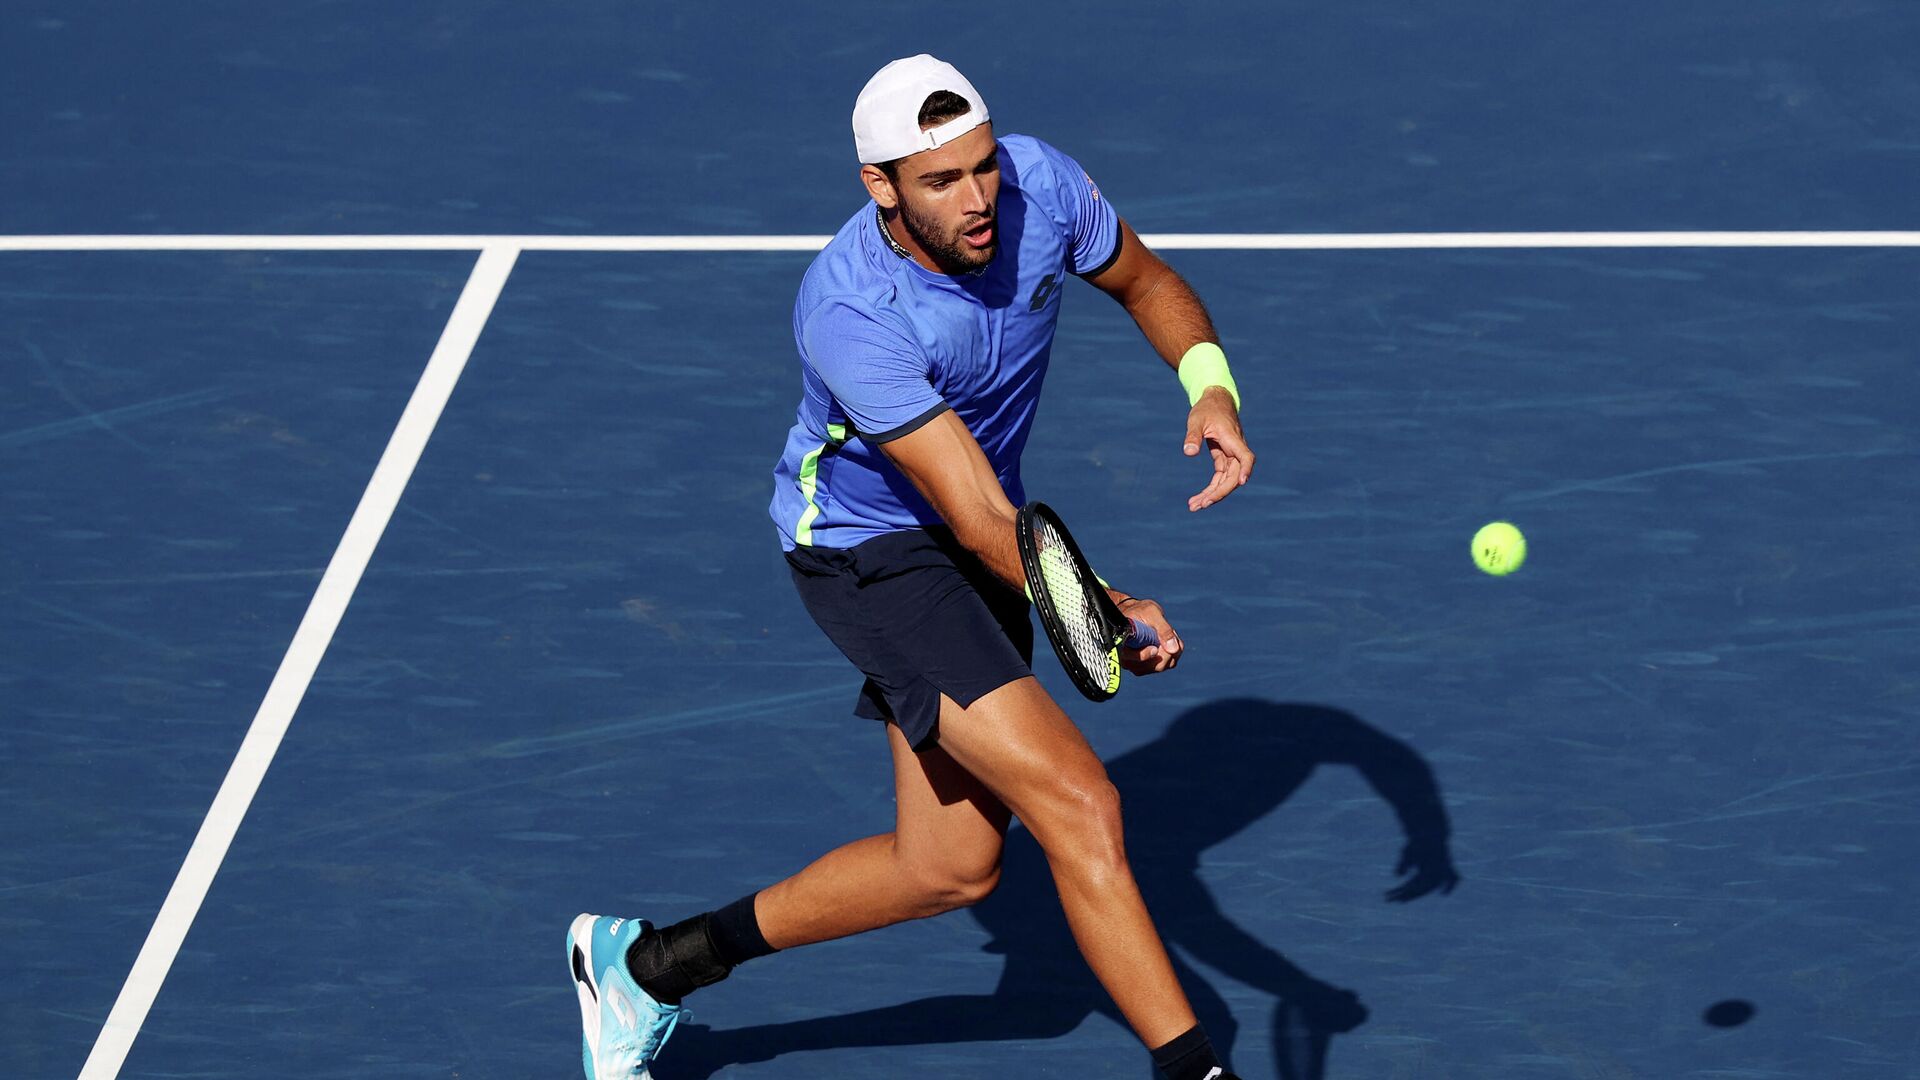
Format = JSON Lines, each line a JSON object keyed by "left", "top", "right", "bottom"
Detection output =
{"left": 1085, "top": 172, "right": 1100, "bottom": 200}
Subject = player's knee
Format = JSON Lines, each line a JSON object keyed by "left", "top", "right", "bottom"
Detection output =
{"left": 1054, "top": 778, "right": 1129, "bottom": 875}
{"left": 940, "top": 862, "right": 1002, "bottom": 910}
{"left": 903, "top": 860, "right": 1001, "bottom": 914}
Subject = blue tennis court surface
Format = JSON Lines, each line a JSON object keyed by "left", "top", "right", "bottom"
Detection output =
{"left": 7, "top": 5, "right": 1919, "bottom": 1079}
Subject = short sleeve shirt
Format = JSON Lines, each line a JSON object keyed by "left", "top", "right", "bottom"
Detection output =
{"left": 769, "top": 134, "right": 1120, "bottom": 550}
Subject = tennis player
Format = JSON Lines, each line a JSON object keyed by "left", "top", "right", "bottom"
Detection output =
{"left": 571, "top": 54, "right": 1255, "bottom": 1080}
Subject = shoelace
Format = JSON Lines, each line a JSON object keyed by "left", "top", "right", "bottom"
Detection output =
{"left": 639, "top": 1006, "right": 684, "bottom": 1058}
{"left": 612, "top": 1004, "right": 686, "bottom": 1075}
{"left": 605, "top": 1004, "right": 686, "bottom": 1077}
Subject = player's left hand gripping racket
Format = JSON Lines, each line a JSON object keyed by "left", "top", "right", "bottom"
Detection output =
{"left": 1015, "top": 501, "right": 1161, "bottom": 702}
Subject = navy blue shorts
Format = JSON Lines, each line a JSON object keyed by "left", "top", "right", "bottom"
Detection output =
{"left": 785, "top": 527, "right": 1035, "bottom": 751}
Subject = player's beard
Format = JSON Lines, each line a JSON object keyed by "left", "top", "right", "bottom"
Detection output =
{"left": 898, "top": 196, "right": 996, "bottom": 275}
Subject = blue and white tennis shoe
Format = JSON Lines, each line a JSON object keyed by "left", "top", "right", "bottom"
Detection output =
{"left": 568, "top": 913, "right": 684, "bottom": 1079}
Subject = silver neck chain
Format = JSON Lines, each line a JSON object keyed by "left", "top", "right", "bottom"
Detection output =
{"left": 876, "top": 205, "right": 913, "bottom": 259}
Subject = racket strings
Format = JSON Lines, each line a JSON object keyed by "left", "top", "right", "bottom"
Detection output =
{"left": 1034, "top": 520, "right": 1113, "bottom": 676}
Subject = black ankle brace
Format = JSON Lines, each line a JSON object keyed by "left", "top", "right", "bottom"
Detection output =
{"left": 625, "top": 914, "right": 732, "bottom": 1004}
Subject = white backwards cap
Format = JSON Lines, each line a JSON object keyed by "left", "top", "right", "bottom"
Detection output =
{"left": 852, "top": 54, "right": 990, "bottom": 164}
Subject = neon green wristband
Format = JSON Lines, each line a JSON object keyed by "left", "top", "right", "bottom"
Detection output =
{"left": 1176, "top": 342, "right": 1241, "bottom": 411}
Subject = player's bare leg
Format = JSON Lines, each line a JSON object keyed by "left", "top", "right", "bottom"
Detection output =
{"left": 752, "top": 721, "right": 1013, "bottom": 948}
{"left": 597, "top": 680, "right": 1226, "bottom": 1077}
{"left": 931, "top": 676, "right": 1198, "bottom": 1049}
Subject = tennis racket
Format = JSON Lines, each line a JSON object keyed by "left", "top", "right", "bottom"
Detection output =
{"left": 1015, "top": 501, "right": 1160, "bottom": 702}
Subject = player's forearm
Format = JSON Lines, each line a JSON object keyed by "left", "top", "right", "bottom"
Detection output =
{"left": 1121, "top": 264, "right": 1219, "bottom": 370}
{"left": 945, "top": 501, "right": 1027, "bottom": 593}
{"left": 879, "top": 411, "right": 1032, "bottom": 593}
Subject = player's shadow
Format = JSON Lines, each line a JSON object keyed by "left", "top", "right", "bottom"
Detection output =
{"left": 668, "top": 699, "right": 1459, "bottom": 1079}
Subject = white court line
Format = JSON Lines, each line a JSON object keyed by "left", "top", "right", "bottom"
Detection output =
{"left": 0, "top": 230, "right": 1918, "bottom": 252}
{"left": 76, "top": 245, "right": 520, "bottom": 1080}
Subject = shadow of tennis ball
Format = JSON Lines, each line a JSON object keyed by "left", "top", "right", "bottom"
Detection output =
{"left": 1703, "top": 1000, "right": 1756, "bottom": 1027}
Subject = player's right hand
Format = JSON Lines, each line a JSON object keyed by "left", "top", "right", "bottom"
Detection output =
{"left": 1117, "top": 595, "right": 1181, "bottom": 675}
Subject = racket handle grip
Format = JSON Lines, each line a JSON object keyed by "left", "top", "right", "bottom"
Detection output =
{"left": 1124, "top": 619, "right": 1161, "bottom": 649}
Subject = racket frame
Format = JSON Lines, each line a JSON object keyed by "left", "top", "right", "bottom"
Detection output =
{"left": 1015, "top": 501, "right": 1136, "bottom": 702}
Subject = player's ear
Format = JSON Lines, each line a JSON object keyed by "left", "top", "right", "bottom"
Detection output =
{"left": 860, "top": 164, "right": 900, "bottom": 210}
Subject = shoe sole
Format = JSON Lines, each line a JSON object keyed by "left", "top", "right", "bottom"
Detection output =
{"left": 568, "top": 913, "right": 603, "bottom": 1080}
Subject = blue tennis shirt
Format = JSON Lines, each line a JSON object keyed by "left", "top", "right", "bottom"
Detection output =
{"left": 770, "top": 134, "right": 1120, "bottom": 550}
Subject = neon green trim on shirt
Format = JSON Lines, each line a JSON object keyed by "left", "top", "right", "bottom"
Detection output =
{"left": 794, "top": 422, "right": 850, "bottom": 546}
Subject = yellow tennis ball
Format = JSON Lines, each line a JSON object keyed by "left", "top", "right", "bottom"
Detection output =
{"left": 1472, "top": 521, "right": 1527, "bottom": 576}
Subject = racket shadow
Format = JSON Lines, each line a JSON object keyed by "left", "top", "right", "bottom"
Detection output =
{"left": 666, "top": 699, "right": 1459, "bottom": 1079}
